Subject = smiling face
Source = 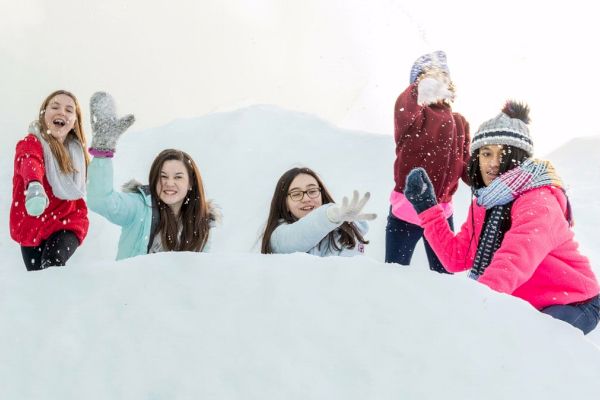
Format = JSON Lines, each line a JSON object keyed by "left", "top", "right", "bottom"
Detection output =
{"left": 155, "top": 160, "right": 191, "bottom": 215}
{"left": 43, "top": 94, "right": 77, "bottom": 143}
{"left": 286, "top": 173, "right": 323, "bottom": 219}
{"left": 478, "top": 144, "right": 505, "bottom": 186}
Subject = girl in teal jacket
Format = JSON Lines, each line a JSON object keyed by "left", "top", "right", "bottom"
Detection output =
{"left": 86, "top": 92, "right": 219, "bottom": 260}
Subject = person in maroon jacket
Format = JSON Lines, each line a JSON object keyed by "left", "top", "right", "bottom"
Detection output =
{"left": 385, "top": 51, "right": 470, "bottom": 273}
{"left": 10, "top": 90, "right": 90, "bottom": 271}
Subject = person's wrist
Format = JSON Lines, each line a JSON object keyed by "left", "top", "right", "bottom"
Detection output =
{"left": 414, "top": 202, "right": 430, "bottom": 214}
{"left": 89, "top": 147, "right": 115, "bottom": 158}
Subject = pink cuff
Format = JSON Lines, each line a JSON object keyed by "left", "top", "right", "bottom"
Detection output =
{"left": 389, "top": 190, "right": 453, "bottom": 226}
{"left": 88, "top": 148, "right": 115, "bottom": 158}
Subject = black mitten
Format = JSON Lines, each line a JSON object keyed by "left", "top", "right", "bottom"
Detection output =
{"left": 404, "top": 168, "right": 438, "bottom": 213}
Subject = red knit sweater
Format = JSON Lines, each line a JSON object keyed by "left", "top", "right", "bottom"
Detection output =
{"left": 393, "top": 83, "right": 471, "bottom": 203}
{"left": 10, "top": 134, "right": 89, "bottom": 247}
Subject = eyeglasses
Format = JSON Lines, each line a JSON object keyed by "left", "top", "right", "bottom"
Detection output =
{"left": 288, "top": 187, "right": 322, "bottom": 202}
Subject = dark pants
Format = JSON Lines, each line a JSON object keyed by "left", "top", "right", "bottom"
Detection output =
{"left": 541, "top": 295, "right": 600, "bottom": 335}
{"left": 385, "top": 209, "right": 454, "bottom": 274}
{"left": 20, "top": 230, "right": 80, "bottom": 271}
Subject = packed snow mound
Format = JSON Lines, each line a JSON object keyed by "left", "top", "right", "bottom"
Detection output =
{"left": 2, "top": 106, "right": 599, "bottom": 398}
{"left": 73, "top": 104, "right": 401, "bottom": 263}
{"left": 1, "top": 252, "right": 599, "bottom": 400}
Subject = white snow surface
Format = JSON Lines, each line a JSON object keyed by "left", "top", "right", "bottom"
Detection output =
{"left": 1, "top": 106, "right": 599, "bottom": 398}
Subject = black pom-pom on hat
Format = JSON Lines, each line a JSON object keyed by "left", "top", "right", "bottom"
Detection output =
{"left": 471, "top": 99, "right": 534, "bottom": 156}
{"left": 502, "top": 100, "right": 531, "bottom": 124}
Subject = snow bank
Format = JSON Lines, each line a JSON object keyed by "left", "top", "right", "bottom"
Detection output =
{"left": 1, "top": 252, "right": 599, "bottom": 399}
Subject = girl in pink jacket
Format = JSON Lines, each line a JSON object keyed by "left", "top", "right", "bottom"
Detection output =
{"left": 404, "top": 101, "right": 600, "bottom": 334}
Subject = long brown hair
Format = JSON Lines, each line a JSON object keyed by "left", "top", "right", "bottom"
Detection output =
{"left": 261, "top": 167, "right": 368, "bottom": 254}
{"left": 38, "top": 90, "right": 90, "bottom": 173}
{"left": 148, "top": 149, "right": 211, "bottom": 252}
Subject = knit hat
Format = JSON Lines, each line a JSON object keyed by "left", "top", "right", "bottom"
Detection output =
{"left": 409, "top": 50, "right": 450, "bottom": 84}
{"left": 471, "top": 101, "right": 533, "bottom": 156}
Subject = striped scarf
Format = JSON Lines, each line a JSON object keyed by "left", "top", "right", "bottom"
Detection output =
{"left": 475, "top": 158, "right": 564, "bottom": 209}
{"left": 469, "top": 159, "right": 568, "bottom": 280}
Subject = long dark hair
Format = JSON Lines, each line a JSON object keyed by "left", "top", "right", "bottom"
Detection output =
{"left": 466, "top": 145, "right": 530, "bottom": 190}
{"left": 465, "top": 145, "right": 531, "bottom": 258}
{"left": 148, "top": 149, "right": 211, "bottom": 252}
{"left": 261, "top": 167, "right": 368, "bottom": 254}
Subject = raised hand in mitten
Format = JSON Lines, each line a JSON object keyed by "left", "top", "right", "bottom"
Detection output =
{"left": 89, "top": 92, "right": 135, "bottom": 157}
{"left": 417, "top": 68, "right": 455, "bottom": 106}
{"left": 326, "top": 190, "right": 377, "bottom": 224}
{"left": 404, "top": 168, "right": 438, "bottom": 213}
{"left": 25, "top": 181, "right": 48, "bottom": 216}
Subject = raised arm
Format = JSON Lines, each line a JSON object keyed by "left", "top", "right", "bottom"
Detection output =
{"left": 86, "top": 92, "right": 141, "bottom": 227}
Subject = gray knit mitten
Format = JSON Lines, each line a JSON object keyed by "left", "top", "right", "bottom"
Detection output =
{"left": 89, "top": 92, "right": 135, "bottom": 157}
{"left": 404, "top": 168, "right": 438, "bottom": 214}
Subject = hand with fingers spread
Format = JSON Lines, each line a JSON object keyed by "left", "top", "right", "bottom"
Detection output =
{"left": 404, "top": 168, "right": 438, "bottom": 213}
{"left": 89, "top": 92, "right": 135, "bottom": 157}
{"left": 326, "top": 190, "right": 377, "bottom": 224}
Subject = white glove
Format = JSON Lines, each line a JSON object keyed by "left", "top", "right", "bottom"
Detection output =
{"left": 417, "top": 75, "right": 455, "bottom": 106}
{"left": 326, "top": 190, "right": 377, "bottom": 223}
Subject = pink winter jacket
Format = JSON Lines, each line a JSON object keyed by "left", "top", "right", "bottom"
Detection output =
{"left": 419, "top": 186, "right": 599, "bottom": 310}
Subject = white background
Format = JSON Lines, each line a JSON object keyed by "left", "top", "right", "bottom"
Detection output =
{"left": 1, "top": 0, "right": 599, "bottom": 156}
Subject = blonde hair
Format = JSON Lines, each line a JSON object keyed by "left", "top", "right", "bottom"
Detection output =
{"left": 38, "top": 90, "right": 90, "bottom": 174}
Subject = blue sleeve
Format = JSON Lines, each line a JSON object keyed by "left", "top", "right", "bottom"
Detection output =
{"left": 202, "top": 224, "right": 216, "bottom": 253}
{"left": 270, "top": 204, "right": 342, "bottom": 254}
{"left": 86, "top": 157, "right": 145, "bottom": 227}
{"left": 353, "top": 220, "right": 369, "bottom": 236}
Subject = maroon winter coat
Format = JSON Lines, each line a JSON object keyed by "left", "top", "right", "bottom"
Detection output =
{"left": 393, "top": 82, "right": 470, "bottom": 203}
{"left": 10, "top": 134, "right": 89, "bottom": 247}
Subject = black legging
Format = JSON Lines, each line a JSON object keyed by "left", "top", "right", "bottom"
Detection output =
{"left": 20, "top": 230, "right": 80, "bottom": 271}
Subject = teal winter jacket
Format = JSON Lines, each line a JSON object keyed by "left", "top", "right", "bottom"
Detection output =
{"left": 87, "top": 157, "right": 218, "bottom": 260}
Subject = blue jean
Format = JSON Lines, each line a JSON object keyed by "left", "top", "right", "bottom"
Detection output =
{"left": 541, "top": 295, "right": 600, "bottom": 335}
{"left": 385, "top": 208, "right": 454, "bottom": 274}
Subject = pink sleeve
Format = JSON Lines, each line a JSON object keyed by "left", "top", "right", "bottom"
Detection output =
{"left": 420, "top": 204, "right": 476, "bottom": 272}
{"left": 477, "top": 193, "right": 558, "bottom": 294}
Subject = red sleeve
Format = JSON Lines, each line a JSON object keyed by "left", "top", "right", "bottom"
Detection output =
{"left": 15, "top": 135, "right": 45, "bottom": 185}
{"left": 477, "top": 191, "right": 558, "bottom": 294}
{"left": 460, "top": 117, "right": 471, "bottom": 184}
{"left": 420, "top": 204, "right": 477, "bottom": 272}
{"left": 394, "top": 83, "right": 426, "bottom": 143}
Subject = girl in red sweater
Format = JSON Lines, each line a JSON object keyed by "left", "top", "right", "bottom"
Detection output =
{"left": 386, "top": 50, "right": 470, "bottom": 273}
{"left": 10, "top": 90, "right": 90, "bottom": 271}
{"left": 404, "top": 101, "right": 600, "bottom": 334}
